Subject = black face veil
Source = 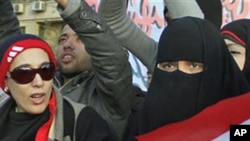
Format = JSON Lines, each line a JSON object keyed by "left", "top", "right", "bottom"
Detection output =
{"left": 221, "top": 19, "right": 250, "bottom": 86}
{"left": 138, "top": 17, "right": 250, "bottom": 134}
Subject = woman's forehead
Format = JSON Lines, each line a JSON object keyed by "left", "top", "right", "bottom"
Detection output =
{"left": 10, "top": 48, "right": 49, "bottom": 69}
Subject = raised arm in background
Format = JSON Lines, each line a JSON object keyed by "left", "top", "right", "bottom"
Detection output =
{"left": 54, "top": 0, "right": 134, "bottom": 140}
{"left": 98, "top": 0, "right": 204, "bottom": 73}
{"left": 0, "top": 0, "right": 20, "bottom": 108}
{"left": 0, "top": 0, "right": 20, "bottom": 44}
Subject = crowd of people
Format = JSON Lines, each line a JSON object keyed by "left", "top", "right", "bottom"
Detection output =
{"left": 0, "top": 0, "right": 249, "bottom": 141}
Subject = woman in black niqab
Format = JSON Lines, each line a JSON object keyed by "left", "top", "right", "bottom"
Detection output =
{"left": 221, "top": 19, "right": 250, "bottom": 85}
{"left": 137, "top": 17, "right": 250, "bottom": 135}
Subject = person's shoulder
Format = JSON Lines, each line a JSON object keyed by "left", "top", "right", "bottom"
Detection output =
{"left": 78, "top": 106, "right": 103, "bottom": 120}
{"left": 63, "top": 96, "right": 86, "bottom": 112}
{"left": 62, "top": 96, "right": 99, "bottom": 118}
{"left": 62, "top": 96, "right": 114, "bottom": 140}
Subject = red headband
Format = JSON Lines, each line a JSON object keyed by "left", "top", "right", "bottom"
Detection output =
{"left": 0, "top": 37, "right": 56, "bottom": 89}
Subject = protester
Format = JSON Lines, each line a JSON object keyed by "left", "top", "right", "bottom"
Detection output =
{"left": 0, "top": 33, "right": 113, "bottom": 141}
{"left": 99, "top": 1, "right": 222, "bottom": 140}
{"left": 0, "top": 0, "right": 20, "bottom": 107}
{"left": 98, "top": 0, "right": 222, "bottom": 73}
{"left": 221, "top": 19, "right": 250, "bottom": 85}
{"left": 1, "top": 0, "right": 134, "bottom": 140}
{"left": 136, "top": 91, "right": 250, "bottom": 141}
{"left": 53, "top": 0, "right": 134, "bottom": 140}
{"left": 134, "top": 17, "right": 250, "bottom": 137}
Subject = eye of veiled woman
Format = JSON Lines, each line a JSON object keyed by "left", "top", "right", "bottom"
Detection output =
{"left": 190, "top": 62, "right": 203, "bottom": 68}
{"left": 230, "top": 50, "right": 241, "bottom": 55}
{"left": 157, "top": 62, "right": 177, "bottom": 72}
{"left": 186, "top": 62, "right": 203, "bottom": 73}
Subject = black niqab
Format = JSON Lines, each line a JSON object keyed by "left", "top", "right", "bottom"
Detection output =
{"left": 138, "top": 17, "right": 250, "bottom": 134}
{"left": 221, "top": 19, "right": 250, "bottom": 85}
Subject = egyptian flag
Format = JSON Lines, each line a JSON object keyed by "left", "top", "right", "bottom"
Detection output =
{"left": 136, "top": 92, "right": 250, "bottom": 141}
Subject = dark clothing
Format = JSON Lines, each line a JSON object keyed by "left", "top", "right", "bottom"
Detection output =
{"left": 0, "top": 0, "right": 20, "bottom": 107}
{"left": 0, "top": 0, "right": 20, "bottom": 44}
{"left": 98, "top": 0, "right": 222, "bottom": 74}
{"left": 221, "top": 19, "right": 250, "bottom": 85}
{"left": 65, "top": 100, "right": 113, "bottom": 141}
{"left": 123, "top": 86, "right": 145, "bottom": 141}
{"left": 0, "top": 90, "right": 113, "bottom": 141}
{"left": 136, "top": 92, "right": 250, "bottom": 141}
{"left": 0, "top": 0, "right": 133, "bottom": 140}
{"left": 54, "top": 1, "right": 133, "bottom": 140}
{"left": 196, "top": 0, "right": 222, "bottom": 29}
{"left": 137, "top": 17, "right": 250, "bottom": 135}
{"left": 0, "top": 100, "right": 49, "bottom": 140}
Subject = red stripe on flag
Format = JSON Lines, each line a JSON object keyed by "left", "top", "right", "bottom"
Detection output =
{"left": 136, "top": 92, "right": 250, "bottom": 141}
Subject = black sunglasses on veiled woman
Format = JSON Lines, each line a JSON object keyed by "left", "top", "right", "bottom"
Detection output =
{"left": 6, "top": 62, "right": 55, "bottom": 84}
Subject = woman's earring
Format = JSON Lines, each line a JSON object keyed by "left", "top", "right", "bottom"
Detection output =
{"left": 4, "top": 87, "right": 9, "bottom": 93}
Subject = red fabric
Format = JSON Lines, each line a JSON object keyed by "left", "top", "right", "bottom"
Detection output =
{"left": 221, "top": 30, "right": 246, "bottom": 46}
{"left": 35, "top": 91, "right": 56, "bottom": 141}
{"left": 136, "top": 92, "right": 250, "bottom": 141}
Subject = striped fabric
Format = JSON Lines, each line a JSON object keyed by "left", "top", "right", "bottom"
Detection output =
{"left": 136, "top": 92, "right": 250, "bottom": 141}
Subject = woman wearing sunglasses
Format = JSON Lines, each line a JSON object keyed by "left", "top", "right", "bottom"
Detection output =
{"left": 0, "top": 34, "right": 113, "bottom": 141}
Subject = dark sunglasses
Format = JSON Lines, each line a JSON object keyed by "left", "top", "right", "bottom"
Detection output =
{"left": 7, "top": 62, "right": 55, "bottom": 84}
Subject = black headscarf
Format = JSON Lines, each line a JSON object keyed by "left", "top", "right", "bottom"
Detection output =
{"left": 221, "top": 19, "right": 250, "bottom": 85}
{"left": 137, "top": 17, "right": 250, "bottom": 134}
